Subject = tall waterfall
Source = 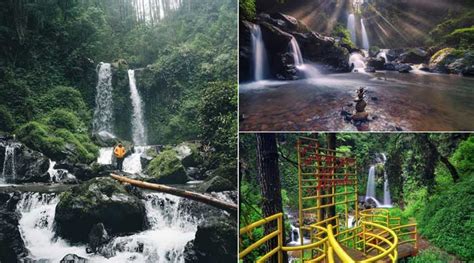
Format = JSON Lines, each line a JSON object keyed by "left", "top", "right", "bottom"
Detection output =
{"left": 347, "top": 14, "right": 357, "bottom": 44}
{"left": 16, "top": 192, "right": 202, "bottom": 262}
{"left": 1, "top": 144, "right": 17, "bottom": 183}
{"left": 250, "top": 24, "right": 269, "bottom": 81}
{"left": 365, "top": 165, "right": 376, "bottom": 202}
{"left": 289, "top": 37, "right": 304, "bottom": 66}
{"left": 381, "top": 154, "right": 392, "bottom": 206}
{"left": 361, "top": 19, "right": 370, "bottom": 50}
{"left": 93, "top": 63, "right": 114, "bottom": 134}
{"left": 128, "top": 70, "right": 147, "bottom": 145}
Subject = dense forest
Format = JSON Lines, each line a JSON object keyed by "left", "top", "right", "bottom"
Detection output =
{"left": 240, "top": 133, "right": 474, "bottom": 262}
{"left": 0, "top": 0, "right": 237, "bottom": 262}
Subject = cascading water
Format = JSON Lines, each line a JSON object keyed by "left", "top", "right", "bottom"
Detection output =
{"left": 349, "top": 52, "right": 366, "bottom": 72}
{"left": 97, "top": 147, "right": 114, "bottom": 165}
{"left": 93, "top": 63, "right": 114, "bottom": 134}
{"left": 16, "top": 192, "right": 201, "bottom": 262}
{"left": 128, "top": 70, "right": 147, "bottom": 145}
{"left": 250, "top": 24, "right": 269, "bottom": 81}
{"left": 381, "top": 154, "right": 392, "bottom": 207}
{"left": 347, "top": 14, "right": 356, "bottom": 44}
{"left": 289, "top": 37, "right": 303, "bottom": 66}
{"left": 365, "top": 165, "right": 376, "bottom": 202}
{"left": 1, "top": 144, "right": 17, "bottom": 183}
{"left": 360, "top": 19, "right": 370, "bottom": 50}
{"left": 123, "top": 146, "right": 149, "bottom": 174}
{"left": 287, "top": 223, "right": 310, "bottom": 246}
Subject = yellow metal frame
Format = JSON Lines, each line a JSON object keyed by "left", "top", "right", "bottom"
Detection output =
{"left": 239, "top": 137, "right": 418, "bottom": 262}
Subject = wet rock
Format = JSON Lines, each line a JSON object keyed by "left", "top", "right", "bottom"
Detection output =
{"left": 199, "top": 176, "right": 234, "bottom": 192}
{"left": 54, "top": 177, "right": 147, "bottom": 243}
{"left": 175, "top": 142, "right": 203, "bottom": 168}
{"left": 447, "top": 52, "right": 474, "bottom": 76}
{"left": 386, "top": 49, "right": 404, "bottom": 62}
{"left": 183, "top": 214, "right": 236, "bottom": 263}
{"left": 55, "top": 161, "right": 98, "bottom": 181}
{"left": 146, "top": 149, "right": 188, "bottom": 184}
{"left": 139, "top": 148, "right": 157, "bottom": 169}
{"left": 384, "top": 62, "right": 397, "bottom": 71}
{"left": 366, "top": 57, "right": 385, "bottom": 70}
{"left": 59, "top": 254, "right": 88, "bottom": 263}
{"left": 92, "top": 131, "right": 119, "bottom": 147}
{"left": 398, "top": 48, "right": 428, "bottom": 64}
{"left": 364, "top": 66, "right": 376, "bottom": 73}
{"left": 0, "top": 141, "right": 50, "bottom": 184}
{"left": 369, "top": 46, "right": 380, "bottom": 57}
{"left": 88, "top": 223, "right": 110, "bottom": 254}
{"left": 239, "top": 21, "right": 254, "bottom": 82}
{"left": 185, "top": 167, "right": 203, "bottom": 180}
{"left": 429, "top": 48, "right": 458, "bottom": 73}
{"left": 397, "top": 64, "right": 412, "bottom": 73}
{"left": 0, "top": 192, "right": 28, "bottom": 262}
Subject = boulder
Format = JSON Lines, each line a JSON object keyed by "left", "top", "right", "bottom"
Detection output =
{"left": 55, "top": 161, "right": 98, "bottom": 181}
{"left": 59, "top": 254, "right": 88, "bottom": 263}
{"left": 92, "top": 131, "right": 119, "bottom": 147}
{"left": 199, "top": 176, "right": 234, "bottom": 193}
{"left": 88, "top": 223, "right": 110, "bottom": 254}
{"left": 386, "top": 49, "right": 404, "bottom": 62}
{"left": 429, "top": 48, "right": 458, "bottom": 73}
{"left": 140, "top": 147, "right": 158, "bottom": 169}
{"left": 397, "top": 64, "right": 412, "bottom": 73}
{"left": 369, "top": 46, "right": 380, "bottom": 57}
{"left": 447, "top": 52, "right": 474, "bottom": 76}
{"left": 145, "top": 149, "right": 188, "bottom": 184}
{"left": 0, "top": 141, "right": 50, "bottom": 184}
{"left": 398, "top": 48, "right": 428, "bottom": 64}
{"left": 175, "top": 142, "right": 202, "bottom": 168}
{"left": 184, "top": 214, "right": 236, "bottom": 263}
{"left": 54, "top": 177, "right": 147, "bottom": 243}
{"left": 0, "top": 192, "right": 28, "bottom": 262}
{"left": 384, "top": 62, "right": 397, "bottom": 71}
{"left": 366, "top": 57, "right": 385, "bottom": 70}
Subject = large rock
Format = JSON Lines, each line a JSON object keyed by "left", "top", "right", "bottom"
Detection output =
{"left": 447, "top": 52, "right": 474, "bottom": 76}
{"left": 88, "top": 223, "right": 110, "bottom": 254}
{"left": 92, "top": 131, "right": 119, "bottom": 147}
{"left": 175, "top": 142, "right": 203, "bottom": 168}
{"left": 199, "top": 165, "right": 236, "bottom": 192}
{"left": 0, "top": 141, "right": 50, "bottom": 184}
{"left": 0, "top": 192, "right": 28, "bottom": 262}
{"left": 429, "top": 48, "right": 458, "bottom": 73}
{"left": 366, "top": 57, "right": 385, "bottom": 70}
{"left": 145, "top": 149, "right": 188, "bottom": 184}
{"left": 184, "top": 214, "right": 236, "bottom": 263}
{"left": 386, "top": 49, "right": 404, "bottom": 62}
{"left": 54, "top": 177, "right": 147, "bottom": 243}
{"left": 398, "top": 48, "right": 428, "bottom": 64}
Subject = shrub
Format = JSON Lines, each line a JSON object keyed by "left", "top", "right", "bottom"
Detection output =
{"left": 445, "top": 27, "right": 474, "bottom": 49}
{"left": 16, "top": 121, "right": 66, "bottom": 160}
{"left": 45, "top": 109, "right": 84, "bottom": 133}
{"left": 452, "top": 135, "right": 474, "bottom": 175}
{"left": 0, "top": 106, "right": 15, "bottom": 132}
{"left": 408, "top": 247, "right": 453, "bottom": 263}
{"left": 36, "top": 86, "right": 90, "bottom": 122}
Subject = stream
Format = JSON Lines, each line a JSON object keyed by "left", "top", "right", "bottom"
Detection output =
{"left": 240, "top": 70, "right": 474, "bottom": 131}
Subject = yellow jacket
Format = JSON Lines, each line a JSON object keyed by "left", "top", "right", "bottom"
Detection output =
{"left": 114, "top": 146, "right": 126, "bottom": 158}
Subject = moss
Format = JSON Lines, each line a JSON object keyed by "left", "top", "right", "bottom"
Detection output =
{"left": 430, "top": 48, "right": 456, "bottom": 65}
{"left": 239, "top": 0, "right": 256, "bottom": 21}
{"left": 146, "top": 149, "right": 187, "bottom": 184}
{"left": 16, "top": 121, "right": 66, "bottom": 160}
{"left": 36, "top": 86, "right": 90, "bottom": 123}
{"left": 45, "top": 109, "right": 84, "bottom": 133}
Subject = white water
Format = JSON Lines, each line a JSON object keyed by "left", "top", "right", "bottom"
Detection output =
{"left": 347, "top": 215, "right": 355, "bottom": 228}
{"left": 349, "top": 52, "right": 366, "bottom": 72}
{"left": 365, "top": 165, "right": 376, "bottom": 202}
{"left": 47, "top": 160, "right": 76, "bottom": 182}
{"left": 289, "top": 37, "right": 303, "bottom": 66}
{"left": 378, "top": 50, "right": 388, "bottom": 62}
{"left": 347, "top": 14, "right": 356, "bottom": 44}
{"left": 97, "top": 147, "right": 114, "bottom": 165}
{"left": 287, "top": 224, "right": 310, "bottom": 246}
{"left": 128, "top": 70, "right": 147, "bottom": 145}
{"left": 17, "top": 192, "right": 200, "bottom": 262}
{"left": 1, "top": 144, "right": 17, "bottom": 183}
{"left": 381, "top": 153, "right": 392, "bottom": 207}
{"left": 93, "top": 63, "right": 114, "bottom": 134}
{"left": 123, "top": 146, "right": 149, "bottom": 174}
{"left": 250, "top": 24, "right": 269, "bottom": 81}
{"left": 361, "top": 19, "right": 370, "bottom": 50}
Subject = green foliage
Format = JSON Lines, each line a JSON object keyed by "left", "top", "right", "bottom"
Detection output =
{"left": 45, "top": 109, "right": 85, "bottom": 133}
{"left": 429, "top": 11, "right": 474, "bottom": 47}
{"left": 240, "top": 0, "right": 256, "bottom": 21}
{"left": 36, "top": 86, "right": 90, "bottom": 123}
{"left": 418, "top": 175, "right": 474, "bottom": 260}
{"left": 452, "top": 135, "right": 474, "bottom": 175}
{"left": 445, "top": 27, "right": 474, "bottom": 49}
{"left": 408, "top": 247, "right": 453, "bottom": 263}
{"left": 331, "top": 24, "right": 356, "bottom": 49}
{"left": 146, "top": 149, "right": 187, "bottom": 184}
{"left": 16, "top": 121, "right": 66, "bottom": 160}
{"left": 0, "top": 106, "right": 15, "bottom": 132}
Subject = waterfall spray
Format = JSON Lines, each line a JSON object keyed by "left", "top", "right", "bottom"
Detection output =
{"left": 92, "top": 63, "right": 114, "bottom": 134}
{"left": 289, "top": 37, "right": 304, "bottom": 66}
{"left": 347, "top": 14, "right": 356, "bottom": 44}
{"left": 361, "top": 19, "right": 370, "bottom": 50}
{"left": 1, "top": 144, "right": 16, "bottom": 183}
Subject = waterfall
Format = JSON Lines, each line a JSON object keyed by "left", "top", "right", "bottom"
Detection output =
{"left": 97, "top": 147, "right": 114, "bottom": 165}
{"left": 16, "top": 192, "right": 202, "bottom": 262}
{"left": 347, "top": 14, "right": 356, "bottom": 44}
{"left": 287, "top": 223, "right": 309, "bottom": 246}
{"left": 128, "top": 70, "right": 147, "bottom": 145}
{"left": 93, "top": 63, "right": 114, "bottom": 134}
{"left": 123, "top": 146, "right": 149, "bottom": 174}
{"left": 250, "top": 24, "right": 269, "bottom": 81}
{"left": 381, "top": 154, "right": 392, "bottom": 207}
{"left": 361, "top": 19, "right": 370, "bottom": 50}
{"left": 365, "top": 165, "right": 376, "bottom": 201}
{"left": 1, "top": 144, "right": 17, "bottom": 183}
{"left": 349, "top": 52, "right": 366, "bottom": 72}
{"left": 289, "top": 37, "right": 304, "bottom": 66}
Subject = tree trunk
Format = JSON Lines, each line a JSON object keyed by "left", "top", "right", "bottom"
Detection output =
{"left": 110, "top": 174, "right": 237, "bottom": 214}
{"left": 256, "top": 133, "right": 286, "bottom": 263}
{"left": 326, "top": 133, "right": 337, "bottom": 225}
{"left": 420, "top": 134, "right": 459, "bottom": 183}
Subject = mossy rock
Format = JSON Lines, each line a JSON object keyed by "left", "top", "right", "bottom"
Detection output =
{"left": 175, "top": 142, "right": 203, "bottom": 168}
{"left": 54, "top": 177, "right": 147, "bottom": 243}
{"left": 146, "top": 149, "right": 188, "bottom": 184}
{"left": 199, "top": 176, "right": 234, "bottom": 192}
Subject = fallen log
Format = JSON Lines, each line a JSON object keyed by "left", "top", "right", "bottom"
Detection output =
{"left": 110, "top": 173, "right": 237, "bottom": 214}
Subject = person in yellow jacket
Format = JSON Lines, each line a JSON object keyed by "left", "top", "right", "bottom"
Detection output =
{"left": 114, "top": 143, "right": 126, "bottom": 171}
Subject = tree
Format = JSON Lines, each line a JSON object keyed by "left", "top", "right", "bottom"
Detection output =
{"left": 255, "top": 133, "right": 286, "bottom": 263}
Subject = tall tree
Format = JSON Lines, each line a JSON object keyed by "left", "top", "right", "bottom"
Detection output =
{"left": 256, "top": 133, "right": 286, "bottom": 263}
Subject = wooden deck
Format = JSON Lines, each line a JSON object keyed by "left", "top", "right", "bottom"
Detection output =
{"left": 334, "top": 243, "right": 417, "bottom": 262}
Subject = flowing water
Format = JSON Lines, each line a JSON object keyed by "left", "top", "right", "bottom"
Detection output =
{"left": 123, "top": 146, "right": 149, "bottom": 174}
{"left": 289, "top": 37, "right": 304, "bottom": 66}
{"left": 365, "top": 166, "right": 376, "bottom": 202}
{"left": 347, "top": 14, "right": 356, "bottom": 44}
{"left": 16, "top": 192, "right": 201, "bottom": 262}
{"left": 93, "top": 63, "right": 114, "bottom": 134}
{"left": 128, "top": 70, "right": 147, "bottom": 145}
{"left": 349, "top": 52, "right": 366, "bottom": 72}
{"left": 381, "top": 153, "right": 392, "bottom": 207}
{"left": 251, "top": 24, "right": 269, "bottom": 81}
{"left": 1, "top": 143, "right": 18, "bottom": 183}
{"left": 289, "top": 37, "right": 322, "bottom": 78}
{"left": 239, "top": 72, "right": 474, "bottom": 131}
{"left": 361, "top": 19, "right": 370, "bottom": 50}
{"left": 364, "top": 154, "right": 392, "bottom": 208}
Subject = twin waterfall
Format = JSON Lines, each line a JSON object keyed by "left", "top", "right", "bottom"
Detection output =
{"left": 365, "top": 154, "right": 392, "bottom": 207}
{"left": 250, "top": 24, "right": 269, "bottom": 81}
{"left": 92, "top": 64, "right": 147, "bottom": 145}
{"left": 128, "top": 70, "right": 147, "bottom": 145}
{"left": 1, "top": 143, "right": 17, "bottom": 184}
{"left": 347, "top": 14, "right": 370, "bottom": 50}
